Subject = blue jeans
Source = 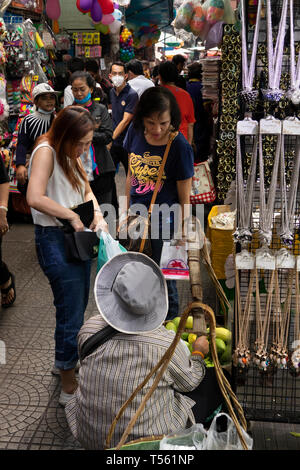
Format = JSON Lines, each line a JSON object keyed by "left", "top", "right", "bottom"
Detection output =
{"left": 35, "top": 226, "right": 91, "bottom": 370}
{"left": 150, "top": 215, "right": 179, "bottom": 321}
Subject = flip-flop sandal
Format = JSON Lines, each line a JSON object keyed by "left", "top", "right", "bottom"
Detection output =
{"left": 1, "top": 273, "right": 16, "bottom": 308}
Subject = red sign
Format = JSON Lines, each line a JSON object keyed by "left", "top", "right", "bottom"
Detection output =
{"left": 11, "top": 0, "right": 44, "bottom": 14}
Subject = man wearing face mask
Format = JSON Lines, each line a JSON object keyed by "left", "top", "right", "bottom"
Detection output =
{"left": 109, "top": 62, "right": 138, "bottom": 214}
{"left": 15, "top": 83, "right": 57, "bottom": 195}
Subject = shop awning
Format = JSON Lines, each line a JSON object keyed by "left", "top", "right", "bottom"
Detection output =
{"left": 125, "top": 0, "right": 174, "bottom": 31}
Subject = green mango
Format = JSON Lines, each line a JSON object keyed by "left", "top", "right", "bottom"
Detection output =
{"left": 220, "top": 342, "right": 232, "bottom": 365}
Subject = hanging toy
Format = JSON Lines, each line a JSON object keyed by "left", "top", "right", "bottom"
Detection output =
{"left": 119, "top": 26, "right": 134, "bottom": 63}
{"left": 0, "top": 74, "right": 9, "bottom": 121}
{"left": 0, "top": 17, "right": 7, "bottom": 40}
{"left": 76, "top": 0, "right": 103, "bottom": 23}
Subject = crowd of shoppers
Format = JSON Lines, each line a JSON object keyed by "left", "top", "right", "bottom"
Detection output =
{"left": 2, "top": 54, "right": 215, "bottom": 447}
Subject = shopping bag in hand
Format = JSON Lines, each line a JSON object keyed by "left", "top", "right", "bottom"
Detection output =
{"left": 160, "top": 241, "right": 189, "bottom": 280}
{"left": 97, "top": 231, "right": 127, "bottom": 273}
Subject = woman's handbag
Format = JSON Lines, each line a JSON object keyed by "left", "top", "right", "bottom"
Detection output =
{"left": 190, "top": 160, "right": 216, "bottom": 204}
{"left": 58, "top": 200, "right": 99, "bottom": 262}
{"left": 117, "top": 132, "right": 178, "bottom": 256}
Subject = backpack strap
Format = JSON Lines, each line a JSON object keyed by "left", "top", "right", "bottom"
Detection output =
{"left": 79, "top": 325, "right": 118, "bottom": 361}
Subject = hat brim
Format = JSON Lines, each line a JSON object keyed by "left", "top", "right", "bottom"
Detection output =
{"left": 94, "top": 252, "right": 169, "bottom": 334}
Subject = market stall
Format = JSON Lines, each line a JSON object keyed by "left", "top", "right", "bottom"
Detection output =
{"left": 172, "top": 0, "right": 300, "bottom": 425}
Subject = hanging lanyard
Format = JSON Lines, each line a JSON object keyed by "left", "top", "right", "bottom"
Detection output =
{"left": 289, "top": 0, "right": 300, "bottom": 104}
{"left": 263, "top": 0, "right": 288, "bottom": 101}
{"left": 279, "top": 134, "right": 300, "bottom": 245}
{"left": 234, "top": 121, "right": 258, "bottom": 247}
{"left": 258, "top": 120, "right": 282, "bottom": 246}
{"left": 241, "top": 0, "right": 262, "bottom": 92}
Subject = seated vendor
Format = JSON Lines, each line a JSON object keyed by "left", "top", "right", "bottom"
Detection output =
{"left": 65, "top": 252, "right": 209, "bottom": 450}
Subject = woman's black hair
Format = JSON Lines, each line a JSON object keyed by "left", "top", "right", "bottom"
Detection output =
{"left": 70, "top": 70, "right": 96, "bottom": 91}
{"left": 133, "top": 86, "right": 181, "bottom": 131}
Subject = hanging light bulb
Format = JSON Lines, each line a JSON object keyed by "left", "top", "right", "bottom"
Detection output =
{"left": 118, "top": 0, "right": 131, "bottom": 6}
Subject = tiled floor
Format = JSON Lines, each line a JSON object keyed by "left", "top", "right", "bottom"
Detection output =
{"left": 0, "top": 169, "right": 299, "bottom": 450}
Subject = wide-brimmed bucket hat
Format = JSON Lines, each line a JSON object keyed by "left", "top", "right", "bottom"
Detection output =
{"left": 94, "top": 252, "right": 168, "bottom": 334}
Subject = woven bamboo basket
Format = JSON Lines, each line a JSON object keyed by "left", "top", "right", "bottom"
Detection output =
{"left": 105, "top": 216, "right": 248, "bottom": 451}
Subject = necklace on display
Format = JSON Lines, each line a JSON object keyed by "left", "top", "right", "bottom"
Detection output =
{"left": 287, "top": 0, "right": 300, "bottom": 105}
{"left": 270, "top": 269, "right": 292, "bottom": 370}
{"left": 240, "top": 0, "right": 262, "bottom": 110}
{"left": 262, "top": 0, "right": 288, "bottom": 102}
{"left": 289, "top": 269, "right": 300, "bottom": 376}
{"left": 233, "top": 269, "right": 254, "bottom": 370}
{"left": 254, "top": 268, "right": 274, "bottom": 372}
{"left": 234, "top": 118, "right": 258, "bottom": 248}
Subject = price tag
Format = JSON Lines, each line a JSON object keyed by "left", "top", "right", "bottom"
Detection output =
{"left": 282, "top": 118, "right": 300, "bottom": 135}
{"left": 276, "top": 249, "right": 295, "bottom": 269}
{"left": 256, "top": 247, "right": 276, "bottom": 270}
{"left": 237, "top": 119, "right": 258, "bottom": 135}
{"left": 259, "top": 118, "right": 282, "bottom": 135}
{"left": 235, "top": 250, "right": 255, "bottom": 270}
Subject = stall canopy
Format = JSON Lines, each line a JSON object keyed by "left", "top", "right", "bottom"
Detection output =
{"left": 125, "top": 0, "right": 174, "bottom": 31}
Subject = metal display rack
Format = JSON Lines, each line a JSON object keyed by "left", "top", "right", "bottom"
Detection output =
{"left": 216, "top": 1, "right": 300, "bottom": 423}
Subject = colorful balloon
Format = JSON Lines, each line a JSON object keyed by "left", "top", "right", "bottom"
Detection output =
{"left": 101, "top": 13, "right": 114, "bottom": 24}
{"left": 76, "top": 0, "right": 93, "bottom": 13}
{"left": 94, "top": 22, "right": 109, "bottom": 34}
{"left": 99, "top": 0, "right": 114, "bottom": 14}
{"left": 109, "top": 19, "right": 121, "bottom": 34}
{"left": 46, "top": 0, "right": 61, "bottom": 20}
{"left": 91, "top": 0, "right": 103, "bottom": 22}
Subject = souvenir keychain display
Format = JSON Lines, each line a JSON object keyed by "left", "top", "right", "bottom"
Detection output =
{"left": 263, "top": 0, "right": 288, "bottom": 102}
{"left": 287, "top": 0, "right": 300, "bottom": 104}
{"left": 289, "top": 268, "right": 300, "bottom": 376}
{"left": 240, "top": 0, "right": 262, "bottom": 110}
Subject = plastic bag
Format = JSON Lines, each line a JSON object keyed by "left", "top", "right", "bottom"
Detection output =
{"left": 97, "top": 231, "right": 126, "bottom": 272}
{"left": 173, "top": 0, "right": 195, "bottom": 31}
{"left": 160, "top": 241, "right": 189, "bottom": 280}
{"left": 202, "top": 0, "right": 235, "bottom": 25}
{"left": 204, "top": 413, "right": 253, "bottom": 450}
{"left": 159, "top": 424, "right": 207, "bottom": 450}
{"left": 205, "top": 21, "right": 224, "bottom": 49}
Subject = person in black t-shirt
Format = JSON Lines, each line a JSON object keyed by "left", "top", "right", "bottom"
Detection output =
{"left": 172, "top": 54, "right": 187, "bottom": 90}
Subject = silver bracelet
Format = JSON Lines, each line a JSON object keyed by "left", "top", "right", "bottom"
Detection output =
{"left": 94, "top": 209, "right": 102, "bottom": 213}
{"left": 0, "top": 206, "right": 8, "bottom": 212}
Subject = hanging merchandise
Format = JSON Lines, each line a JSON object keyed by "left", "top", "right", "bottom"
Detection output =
{"left": 73, "top": 31, "right": 102, "bottom": 58}
{"left": 173, "top": 0, "right": 235, "bottom": 41}
{"left": 287, "top": 0, "right": 300, "bottom": 105}
{"left": 269, "top": 269, "right": 293, "bottom": 371}
{"left": 119, "top": 26, "right": 134, "bottom": 62}
{"left": 278, "top": 119, "right": 300, "bottom": 249}
{"left": 0, "top": 73, "right": 9, "bottom": 121}
{"left": 0, "top": 1, "right": 12, "bottom": 14}
{"left": 253, "top": 268, "right": 274, "bottom": 372}
{"left": 240, "top": 0, "right": 262, "bottom": 110}
{"left": 3, "top": 23, "right": 23, "bottom": 78}
{"left": 234, "top": 118, "right": 258, "bottom": 252}
{"left": 233, "top": 269, "right": 254, "bottom": 371}
{"left": 289, "top": 270, "right": 300, "bottom": 376}
{"left": 263, "top": 0, "right": 288, "bottom": 102}
{"left": 257, "top": 117, "right": 282, "bottom": 251}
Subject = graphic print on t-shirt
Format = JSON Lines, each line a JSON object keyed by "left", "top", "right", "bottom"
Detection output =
{"left": 129, "top": 151, "right": 166, "bottom": 195}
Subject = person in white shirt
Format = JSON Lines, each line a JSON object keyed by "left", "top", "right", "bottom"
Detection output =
{"left": 127, "top": 59, "right": 154, "bottom": 98}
